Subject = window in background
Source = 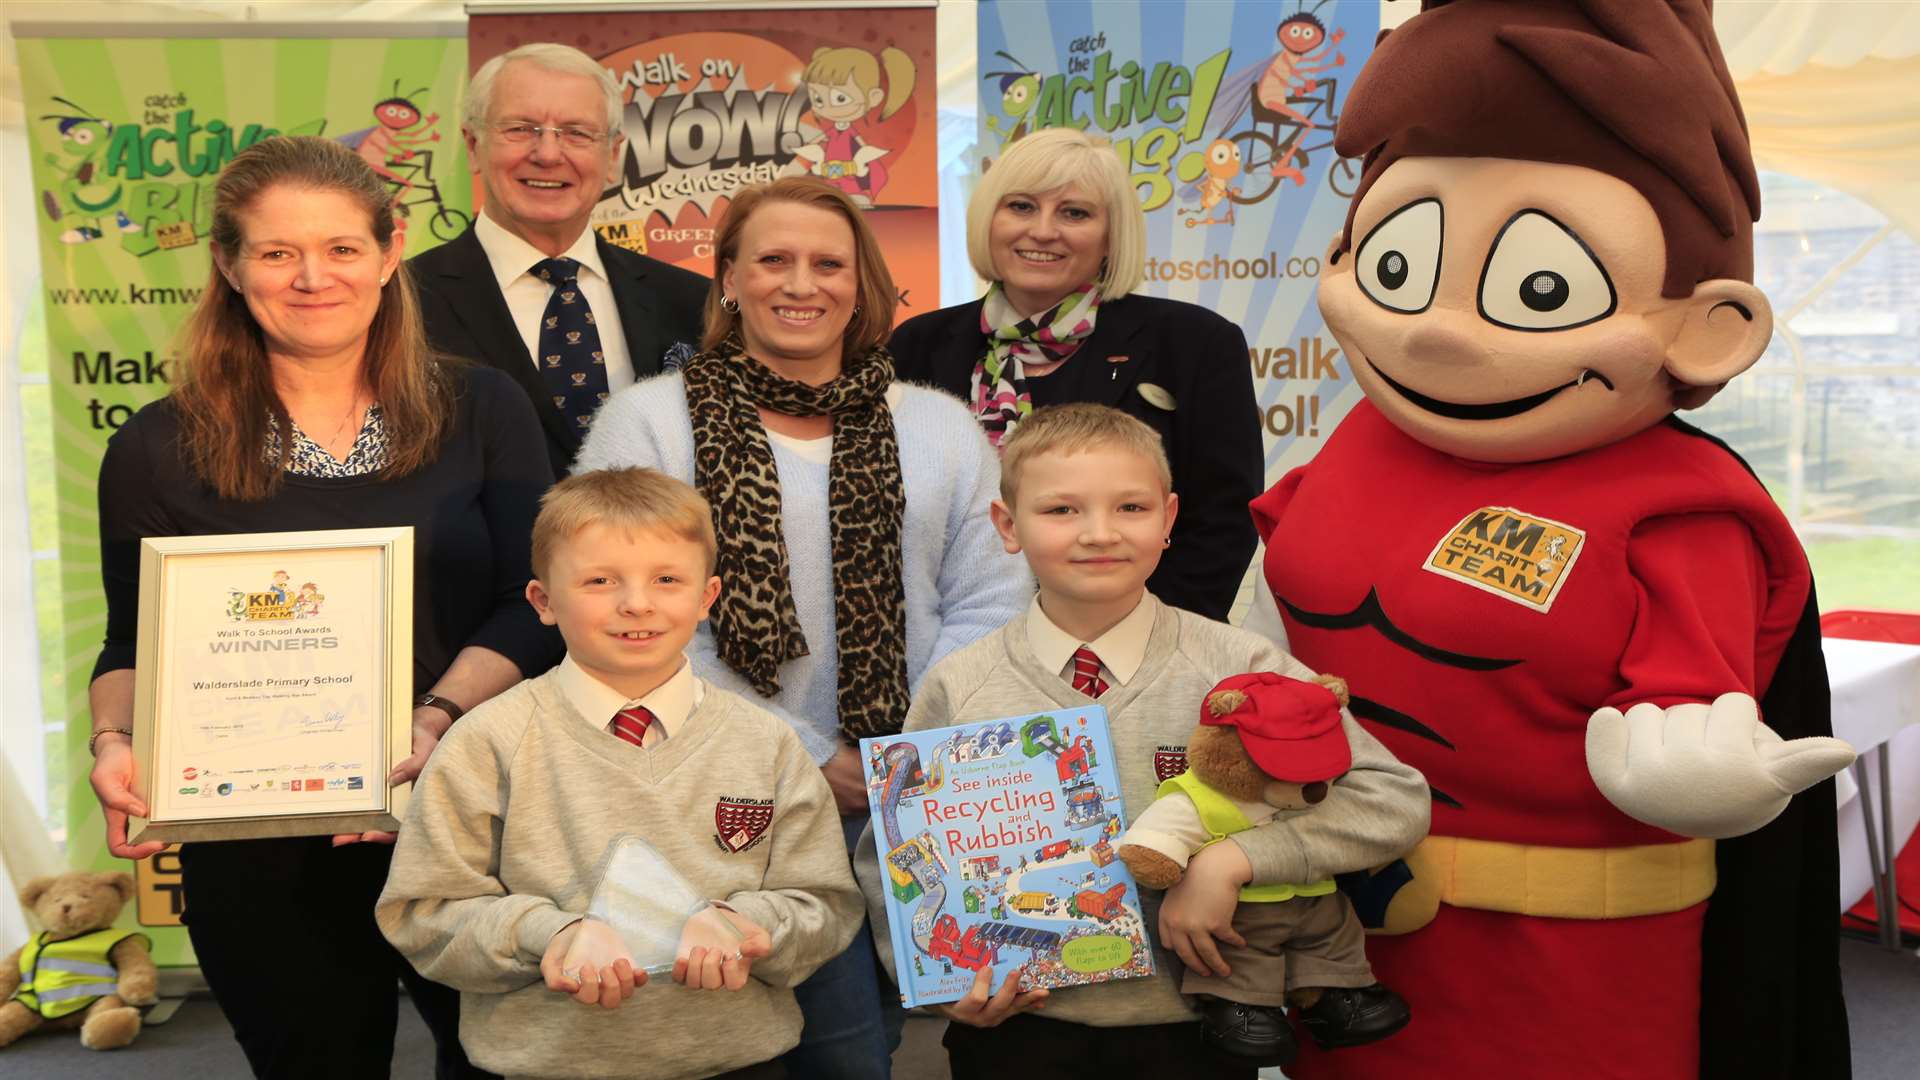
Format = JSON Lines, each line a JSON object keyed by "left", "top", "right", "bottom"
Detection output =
{"left": 1688, "top": 172, "right": 1920, "bottom": 611}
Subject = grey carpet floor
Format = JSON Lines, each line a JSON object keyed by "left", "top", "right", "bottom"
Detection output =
{"left": 3, "top": 936, "right": 1913, "bottom": 1078}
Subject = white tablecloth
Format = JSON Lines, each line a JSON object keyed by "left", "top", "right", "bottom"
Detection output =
{"left": 1826, "top": 638, "right": 1920, "bottom": 911}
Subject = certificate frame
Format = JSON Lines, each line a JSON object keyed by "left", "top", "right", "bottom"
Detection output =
{"left": 128, "top": 527, "right": 414, "bottom": 844}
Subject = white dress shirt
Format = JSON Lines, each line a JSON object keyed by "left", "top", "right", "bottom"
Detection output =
{"left": 552, "top": 654, "right": 704, "bottom": 749}
{"left": 473, "top": 210, "right": 635, "bottom": 391}
{"left": 1025, "top": 593, "right": 1158, "bottom": 690}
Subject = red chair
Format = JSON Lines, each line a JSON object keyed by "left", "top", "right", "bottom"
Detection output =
{"left": 1823, "top": 609, "right": 1920, "bottom": 946}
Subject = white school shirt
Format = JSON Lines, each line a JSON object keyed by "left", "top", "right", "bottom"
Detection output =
{"left": 1024, "top": 592, "right": 1156, "bottom": 690}
{"left": 551, "top": 653, "right": 704, "bottom": 749}
{"left": 473, "top": 210, "right": 635, "bottom": 391}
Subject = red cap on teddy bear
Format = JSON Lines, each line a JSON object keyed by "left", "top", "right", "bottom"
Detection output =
{"left": 1200, "top": 672, "right": 1350, "bottom": 783}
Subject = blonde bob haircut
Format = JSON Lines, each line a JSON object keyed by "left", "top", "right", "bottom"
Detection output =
{"left": 997, "top": 403, "right": 1171, "bottom": 506}
{"left": 703, "top": 176, "right": 897, "bottom": 356}
{"left": 966, "top": 127, "right": 1146, "bottom": 300}
{"left": 532, "top": 467, "right": 718, "bottom": 580}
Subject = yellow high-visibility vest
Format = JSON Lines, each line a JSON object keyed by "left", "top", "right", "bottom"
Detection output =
{"left": 1158, "top": 771, "right": 1338, "bottom": 903}
{"left": 12, "top": 928, "right": 148, "bottom": 1019}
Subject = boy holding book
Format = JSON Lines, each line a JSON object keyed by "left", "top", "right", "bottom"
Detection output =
{"left": 856, "top": 404, "right": 1429, "bottom": 1077}
{"left": 380, "top": 468, "right": 861, "bottom": 1080}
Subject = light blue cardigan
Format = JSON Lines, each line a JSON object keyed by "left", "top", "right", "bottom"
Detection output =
{"left": 574, "top": 375, "right": 1033, "bottom": 763}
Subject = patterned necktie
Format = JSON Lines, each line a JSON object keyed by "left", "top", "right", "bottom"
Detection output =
{"left": 610, "top": 705, "right": 654, "bottom": 747}
{"left": 531, "top": 257, "right": 609, "bottom": 436}
{"left": 1070, "top": 646, "right": 1109, "bottom": 699}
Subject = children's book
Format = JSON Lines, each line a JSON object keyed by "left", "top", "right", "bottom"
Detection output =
{"left": 860, "top": 706, "right": 1155, "bottom": 1008}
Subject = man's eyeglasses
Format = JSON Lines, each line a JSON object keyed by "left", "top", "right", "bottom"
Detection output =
{"left": 489, "top": 122, "right": 608, "bottom": 149}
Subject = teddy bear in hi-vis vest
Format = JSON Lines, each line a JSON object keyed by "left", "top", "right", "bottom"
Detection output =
{"left": 1253, "top": 3, "right": 1856, "bottom": 1078}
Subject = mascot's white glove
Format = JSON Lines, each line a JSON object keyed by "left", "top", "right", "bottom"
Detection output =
{"left": 1585, "top": 692, "right": 1855, "bottom": 839}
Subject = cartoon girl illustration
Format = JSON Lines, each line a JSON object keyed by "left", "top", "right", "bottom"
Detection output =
{"left": 296, "top": 583, "right": 324, "bottom": 618}
{"left": 791, "top": 46, "right": 916, "bottom": 207}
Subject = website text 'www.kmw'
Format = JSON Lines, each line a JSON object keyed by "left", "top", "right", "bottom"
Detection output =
{"left": 49, "top": 284, "right": 203, "bottom": 306}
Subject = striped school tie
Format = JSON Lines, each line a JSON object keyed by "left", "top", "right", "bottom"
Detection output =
{"left": 1070, "top": 646, "right": 1109, "bottom": 699}
{"left": 610, "top": 705, "right": 654, "bottom": 747}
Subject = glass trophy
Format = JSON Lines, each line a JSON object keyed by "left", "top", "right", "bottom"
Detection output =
{"left": 584, "top": 834, "right": 715, "bottom": 976}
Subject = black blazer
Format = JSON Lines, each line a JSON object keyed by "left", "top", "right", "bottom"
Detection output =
{"left": 409, "top": 225, "right": 710, "bottom": 476}
{"left": 890, "top": 293, "right": 1263, "bottom": 622}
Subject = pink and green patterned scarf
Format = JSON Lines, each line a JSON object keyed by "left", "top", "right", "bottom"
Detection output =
{"left": 971, "top": 281, "right": 1102, "bottom": 448}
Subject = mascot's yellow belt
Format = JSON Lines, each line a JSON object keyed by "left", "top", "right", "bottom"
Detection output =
{"left": 1383, "top": 835, "right": 1716, "bottom": 932}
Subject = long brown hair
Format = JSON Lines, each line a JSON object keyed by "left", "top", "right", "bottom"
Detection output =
{"left": 173, "top": 135, "right": 451, "bottom": 500}
{"left": 701, "top": 176, "right": 897, "bottom": 356}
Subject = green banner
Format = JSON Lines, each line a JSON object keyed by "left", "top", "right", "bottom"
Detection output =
{"left": 17, "top": 32, "right": 470, "bottom": 965}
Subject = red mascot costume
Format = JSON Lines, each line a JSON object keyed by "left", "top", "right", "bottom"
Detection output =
{"left": 1255, "top": 2, "right": 1857, "bottom": 1077}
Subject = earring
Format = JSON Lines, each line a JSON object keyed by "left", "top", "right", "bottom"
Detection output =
{"left": 721, "top": 295, "right": 739, "bottom": 313}
{"left": 379, "top": 276, "right": 389, "bottom": 286}
{"left": 852, "top": 304, "right": 861, "bottom": 317}
{"left": 1162, "top": 537, "right": 1171, "bottom": 547}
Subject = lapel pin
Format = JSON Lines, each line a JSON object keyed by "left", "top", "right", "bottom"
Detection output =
{"left": 1107, "top": 355, "right": 1128, "bottom": 380}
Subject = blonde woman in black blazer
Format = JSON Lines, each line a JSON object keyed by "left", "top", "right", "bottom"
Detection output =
{"left": 890, "top": 128, "right": 1261, "bottom": 621}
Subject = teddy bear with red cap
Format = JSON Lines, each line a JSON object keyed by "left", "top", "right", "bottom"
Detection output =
{"left": 1118, "top": 671, "right": 1412, "bottom": 1068}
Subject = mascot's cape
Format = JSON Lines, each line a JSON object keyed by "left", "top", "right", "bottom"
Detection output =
{"left": 1680, "top": 419, "right": 1847, "bottom": 1080}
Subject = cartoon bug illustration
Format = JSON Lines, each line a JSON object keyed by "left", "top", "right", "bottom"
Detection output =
{"left": 39, "top": 97, "right": 140, "bottom": 244}
{"left": 1179, "top": 138, "right": 1243, "bottom": 228}
{"left": 337, "top": 82, "right": 467, "bottom": 242}
{"left": 337, "top": 81, "right": 442, "bottom": 197}
{"left": 983, "top": 51, "right": 1039, "bottom": 157}
{"left": 1210, "top": 0, "right": 1359, "bottom": 204}
{"left": 1259, "top": 0, "right": 1347, "bottom": 128}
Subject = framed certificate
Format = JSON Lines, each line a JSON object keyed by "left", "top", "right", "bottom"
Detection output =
{"left": 128, "top": 527, "right": 413, "bottom": 844}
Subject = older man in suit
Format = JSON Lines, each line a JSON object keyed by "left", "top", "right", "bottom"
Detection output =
{"left": 413, "top": 43, "right": 708, "bottom": 476}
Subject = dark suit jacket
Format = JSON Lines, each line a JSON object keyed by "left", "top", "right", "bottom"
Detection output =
{"left": 890, "top": 293, "right": 1263, "bottom": 622}
{"left": 409, "top": 226, "right": 709, "bottom": 476}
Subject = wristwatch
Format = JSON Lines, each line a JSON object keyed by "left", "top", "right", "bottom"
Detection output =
{"left": 413, "top": 692, "right": 466, "bottom": 725}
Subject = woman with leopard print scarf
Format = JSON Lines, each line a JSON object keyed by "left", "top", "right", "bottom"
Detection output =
{"left": 576, "top": 177, "right": 1030, "bottom": 1079}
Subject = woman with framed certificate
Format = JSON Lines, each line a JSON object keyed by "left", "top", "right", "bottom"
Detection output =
{"left": 85, "top": 136, "right": 560, "bottom": 1079}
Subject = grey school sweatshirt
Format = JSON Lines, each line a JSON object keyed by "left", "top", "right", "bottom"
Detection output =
{"left": 378, "top": 670, "right": 861, "bottom": 1079}
{"left": 855, "top": 596, "right": 1430, "bottom": 1028}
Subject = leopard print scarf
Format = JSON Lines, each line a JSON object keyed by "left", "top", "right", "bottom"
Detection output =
{"left": 682, "top": 337, "right": 910, "bottom": 743}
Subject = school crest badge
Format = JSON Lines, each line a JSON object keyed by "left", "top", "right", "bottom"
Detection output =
{"left": 1153, "top": 746, "right": 1188, "bottom": 783}
{"left": 714, "top": 796, "right": 774, "bottom": 853}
